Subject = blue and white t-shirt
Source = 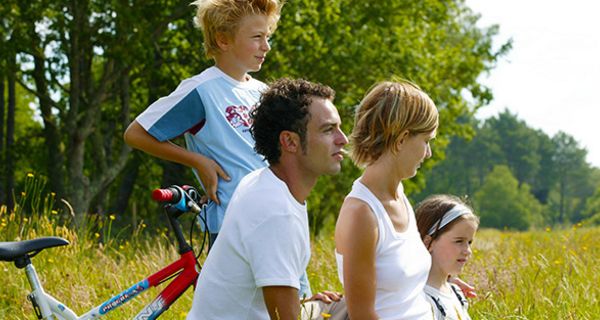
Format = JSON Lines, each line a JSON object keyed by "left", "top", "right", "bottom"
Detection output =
{"left": 136, "top": 66, "right": 268, "bottom": 232}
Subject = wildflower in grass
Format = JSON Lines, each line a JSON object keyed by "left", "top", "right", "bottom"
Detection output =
{"left": 27, "top": 173, "right": 34, "bottom": 178}
{"left": 51, "top": 210, "right": 58, "bottom": 215}
{"left": 109, "top": 214, "right": 116, "bottom": 221}
{"left": 94, "top": 233, "right": 100, "bottom": 238}
{"left": 553, "top": 259, "right": 561, "bottom": 265}
{"left": 546, "top": 227, "right": 551, "bottom": 232}
{"left": 119, "top": 245, "right": 125, "bottom": 250}
{"left": 21, "top": 192, "right": 26, "bottom": 196}
{"left": 48, "top": 258, "right": 54, "bottom": 263}
{"left": 141, "top": 223, "right": 147, "bottom": 228}
{"left": 51, "top": 192, "right": 56, "bottom": 196}
{"left": 23, "top": 217, "right": 29, "bottom": 222}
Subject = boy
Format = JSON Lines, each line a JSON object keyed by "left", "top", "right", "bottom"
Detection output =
{"left": 124, "top": 0, "right": 281, "bottom": 245}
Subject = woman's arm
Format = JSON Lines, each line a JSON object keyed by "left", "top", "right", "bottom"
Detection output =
{"left": 335, "top": 198, "right": 379, "bottom": 320}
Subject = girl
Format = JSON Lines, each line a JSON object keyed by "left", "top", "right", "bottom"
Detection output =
{"left": 415, "top": 195, "right": 479, "bottom": 320}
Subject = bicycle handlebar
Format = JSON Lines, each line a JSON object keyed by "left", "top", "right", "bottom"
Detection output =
{"left": 152, "top": 185, "right": 202, "bottom": 213}
{"left": 152, "top": 187, "right": 181, "bottom": 202}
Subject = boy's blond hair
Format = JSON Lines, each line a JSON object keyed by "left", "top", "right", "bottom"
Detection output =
{"left": 350, "top": 80, "right": 438, "bottom": 167}
{"left": 191, "top": 0, "right": 282, "bottom": 58}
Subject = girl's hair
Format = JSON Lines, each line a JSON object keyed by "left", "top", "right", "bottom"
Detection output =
{"left": 350, "top": 80, "right": 438, "bottom": 167}
{"left": 415, "top": 194, "right": 479, "bottom": 242}
{"left": 191, "top": 0, "right": 282, "bottom": 58}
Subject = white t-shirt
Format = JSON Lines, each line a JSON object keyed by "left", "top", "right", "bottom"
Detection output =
{"left": 187, "top": 168, "right": 311, "bottom": 320}
{"left": 336, "top": 179, "right": 432, "bottom": 320}
{"left": 425, "top": 284, "right": 471, "bottom": 320}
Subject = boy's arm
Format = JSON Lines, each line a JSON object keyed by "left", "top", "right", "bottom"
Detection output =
{"left": 262, "top": 286, "right": 300, "bottom": 320}
{"left": 123, "top": 120, "right": 230, "bottom": 204}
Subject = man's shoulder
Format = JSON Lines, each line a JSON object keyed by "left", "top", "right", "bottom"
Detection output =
{"left": 236, "top": 168, "right": 288, "bottom": 200}
{"left": 229, "top": 168, "right": 298, "bottom": 215}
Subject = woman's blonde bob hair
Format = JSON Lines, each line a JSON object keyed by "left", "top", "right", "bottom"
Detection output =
{"left": 191, "top": 0, "right": 282, "bottom": 58}
{"left": 350, "top": 80, "right": 438, "bottom": 167}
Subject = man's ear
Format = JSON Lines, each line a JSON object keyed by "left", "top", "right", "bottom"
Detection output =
{"left": 279, "top": 131, "right": 300, "bottom": 153}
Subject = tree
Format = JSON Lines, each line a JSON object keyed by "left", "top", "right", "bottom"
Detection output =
{"left": 550, "top": 132, "right": 590, "bottom": 223}
{"left": 3, "top": 0, "right": 200, "bottom": 223}
{"left": 260, "top": 0, "right": 510, "bottom": 234}
{"left": 474, "top": 165, "right": 542, "bottom": 230}
{"left": 583, "top": 186, "right": 600, "bottom": 225}
{"left": 3, "top": 0, "right": 510, "bottom": 229}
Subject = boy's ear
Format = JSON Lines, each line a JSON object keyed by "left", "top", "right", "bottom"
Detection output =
{"left": 215, "top": 32, "right": 231, "bottom": 51}
{"left": 279, "top": 131, "right": 300, "bottom": 153}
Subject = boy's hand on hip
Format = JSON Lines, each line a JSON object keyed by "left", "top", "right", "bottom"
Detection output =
{"left": 196, "top": 155, "right": 230, "bottom": 205}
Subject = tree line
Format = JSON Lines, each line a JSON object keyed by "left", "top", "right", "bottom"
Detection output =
{"left": 416, "top": 110, "right": 600, "bottom": 230}
{"left": 5, "top": 0, "right": 569, "bottom": 235}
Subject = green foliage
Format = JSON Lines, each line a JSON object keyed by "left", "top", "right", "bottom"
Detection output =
{"left": 419, "top": 110, "right": 598, "bottom": 228}
{"left": 259, "top": 0, "right": 509, "bottom": 234}
{"left": 582, "top": 186, "right": 600, "bottom": 225}
{"left": 550, "top": 131, "right": 595, "bottom": 223}
{"left": 473, "top": 165, "right": 542, "bottom": 230}
{"left": 3, "top": 0, "right": 508, "bottom": 230}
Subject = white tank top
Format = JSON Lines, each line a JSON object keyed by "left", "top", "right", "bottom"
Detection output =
{"left": 336, "top": 179, "right": 432, "bottom": 320}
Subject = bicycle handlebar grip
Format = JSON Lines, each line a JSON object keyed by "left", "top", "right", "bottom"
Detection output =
{"left": 152, "top": 187, "right": 181, "bottom": 203}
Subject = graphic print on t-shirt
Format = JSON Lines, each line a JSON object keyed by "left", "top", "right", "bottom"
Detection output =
{"left": 225, "top": 105, "right": 252, "bottom": 128}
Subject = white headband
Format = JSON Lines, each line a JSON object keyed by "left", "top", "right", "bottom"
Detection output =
{"left": 427, "top": 204, "right": 472, "bottom": 236}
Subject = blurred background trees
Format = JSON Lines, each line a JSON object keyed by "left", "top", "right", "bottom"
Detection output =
{"left": 1, "top": 0, "right": 598, "bottom": 234}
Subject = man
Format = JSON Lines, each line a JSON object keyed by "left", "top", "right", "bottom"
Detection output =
{"left": 187, "top": 78, "right": 348, "bottom": 320}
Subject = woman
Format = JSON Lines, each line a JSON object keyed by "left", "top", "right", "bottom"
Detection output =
{"left": 335, "top": 80, "right": 438, "bottom": 319}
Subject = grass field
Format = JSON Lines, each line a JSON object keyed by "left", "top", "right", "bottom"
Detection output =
{"left": 1, "top": 208, "right": 599, "bottom": 319}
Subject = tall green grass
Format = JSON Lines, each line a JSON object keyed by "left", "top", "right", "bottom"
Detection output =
{"left": 1, "top": 175, "right": 599, "bottom": 319}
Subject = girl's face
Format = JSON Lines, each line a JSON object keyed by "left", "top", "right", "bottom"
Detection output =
{"left": 429, "top": 218, "right": 477, "bottom": 277}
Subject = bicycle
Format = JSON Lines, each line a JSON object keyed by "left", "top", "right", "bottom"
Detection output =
{"left": 0, "top": 185, "right": 207, "bottom": 320}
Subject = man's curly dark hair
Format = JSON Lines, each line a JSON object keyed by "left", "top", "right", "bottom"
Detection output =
{"left": 250, "top": 78, "right": 335, "bottom": 164}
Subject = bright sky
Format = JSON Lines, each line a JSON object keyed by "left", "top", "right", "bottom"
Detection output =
{"left": 466, "top": 0, "right": 600, "bottom": 168}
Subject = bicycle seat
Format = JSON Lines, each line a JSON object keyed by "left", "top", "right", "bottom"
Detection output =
{"left": 0, "top": 237, "right": 69, "bottom": 262}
